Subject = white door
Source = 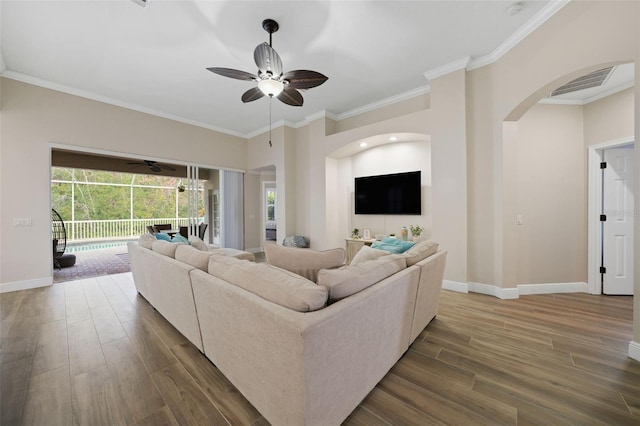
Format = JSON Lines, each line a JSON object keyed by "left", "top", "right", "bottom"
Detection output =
{"left": 602, "top": 146, "right": 634, "bottom": 295}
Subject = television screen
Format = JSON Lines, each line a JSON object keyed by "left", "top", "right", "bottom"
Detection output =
{"left": 355, "top": 171, "right": 421, "bottom": 215}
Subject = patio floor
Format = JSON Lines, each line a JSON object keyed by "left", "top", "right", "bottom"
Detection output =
{"left": 53, "top": 246, "right": 131, "bottom": 283}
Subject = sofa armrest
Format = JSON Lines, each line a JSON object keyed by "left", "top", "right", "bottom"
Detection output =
{"left": 409, "top": 250, "right": 447, "bottom": 343}
{"left": 190, "top": 266, "right": 419, "bottom": 426}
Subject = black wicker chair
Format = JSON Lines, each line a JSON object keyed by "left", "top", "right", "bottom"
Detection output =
{"left": 52, "top": 209, "right": 76, "bottom": 269}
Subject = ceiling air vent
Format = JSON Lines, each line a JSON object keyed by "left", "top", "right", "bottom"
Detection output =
{"left": 550, "top": 67, "right": 613, "bottom": 97}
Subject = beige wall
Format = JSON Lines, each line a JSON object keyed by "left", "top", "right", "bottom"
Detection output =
{"left": 584, "top": 87, "right": 635, "bottom": 146}
{"left": 635, "top": 3, "right": 640, "bottom": 345}
{"left": 0, "top": 78, "right": 246, "bottom": 287}
{"left": 467, "top": 0, "right": 639, "bottom": 289}
{"left": 516, "top": 104, "right": 586, "bottom": 284}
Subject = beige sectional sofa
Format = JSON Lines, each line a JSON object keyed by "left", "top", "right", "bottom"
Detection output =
{"left": 128, "top": 235, "right": 447, "bottom": 426}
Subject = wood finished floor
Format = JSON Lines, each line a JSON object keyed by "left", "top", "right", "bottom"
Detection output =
{"left": 1, "top": 273, "right": 638, "bottom": 425}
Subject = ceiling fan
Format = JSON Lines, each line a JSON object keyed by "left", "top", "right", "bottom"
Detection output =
{"left": 127, "top": 160, "right": 176, "bottom": 173}
{"left": 207, "top": 19, "right": 328, "bottom": 107}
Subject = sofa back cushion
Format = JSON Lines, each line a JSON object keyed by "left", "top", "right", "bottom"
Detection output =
{"left": 403, "top": 240, "right": 439, "bottom": 266}
{"left": 264, "top": 244, "right": 345, "bottom": 282}
{"left": 208, "top": 256, "right": 328, "bottom": 312}
{"left": 152, "top": 240, "right": 184, "bottom": 258}
{"left": 175, "top": 245, "right": 215, "bottom": 271}
{"left": 317, "top": 255, "right": 407, "bottom": 302}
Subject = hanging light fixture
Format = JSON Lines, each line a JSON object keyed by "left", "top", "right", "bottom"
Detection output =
{"left": 258, "top": 79, "right": 284, "bottom": 97}
{"left": 207, "top": 19, "right": 328, "bottom": 147}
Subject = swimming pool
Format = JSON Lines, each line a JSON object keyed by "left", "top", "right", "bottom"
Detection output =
{"left": 65, "top": 239, "right": 137, "bottom": 253}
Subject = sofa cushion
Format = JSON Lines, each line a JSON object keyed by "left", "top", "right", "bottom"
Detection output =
{"left": 264, "top": 244, "right": 345, "bottom": 282}
{"left": 152, "top": 240, "right": 184, "bottom": 258}
{"left": 317, "top": 255, "right": 407, "bottom": 302}
{"left": 188, "top": 235, "right": 209, "bottom": 251}
{"left": 370, "top": 237, "right": 415, "bottom": 254}
{"left": 403, "top": 239, "right": 439, "bottom": 266}
{"left": 139, "top": 233, "right": 156, "bottom": 249}
{"left": 208, "top": 256, "right": 328, "bottom": 312}
{"left": 350, "top": 245, "right": 391, "bottom": 265}
{"left": 175, "top": 245, "right": 215, "bottom": 271}
{"left": 210, "top": 248, "right": 256, "bottom": 262}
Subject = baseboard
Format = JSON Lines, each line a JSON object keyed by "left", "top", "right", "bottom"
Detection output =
{"left": 629, "top": 341, "right": 640, "bottom": 362}
{"left": 0, "top": 276, "right": 52, "bottom": 293}
{"left": 518, "top": 282, "right": 588, "bottom": 295}
{"left": 246, "top": 247, "right": 263, "bottom": 254}
{"left": 442, "top": 280, "right": 468, "bottom": 293}
{"left": 468, "top": 282, "right": 519, "bottom": 299}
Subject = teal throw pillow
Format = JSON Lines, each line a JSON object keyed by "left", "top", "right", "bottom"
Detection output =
{"left": 171, "top": 234, "right": 190, "bottom": 244}
{"left": 370, "top": 237, "right": 415, "bottom": 254}
{"left": 155, "top": 233, "right": 171, "bottom": 242}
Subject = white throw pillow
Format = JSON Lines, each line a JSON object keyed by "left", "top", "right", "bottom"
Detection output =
{"left": 403, "top": 240, "right": 439, "bottom": 266}
{"left": 350, "top": 245, "right": 391, "bottom": 265}
{"left": 188, "top": 235, "right": 209, "bottom": 252}
{"left": 138, "top": 233, "right": 156, "bottom": 249}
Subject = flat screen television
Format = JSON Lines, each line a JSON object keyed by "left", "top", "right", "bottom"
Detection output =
{"left": 355, "top": 171, "right": 421, "bottom": 215}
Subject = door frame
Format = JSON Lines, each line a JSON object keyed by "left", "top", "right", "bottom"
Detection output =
{"left": 587, "top": 136, "right": 635, "bottom": 294}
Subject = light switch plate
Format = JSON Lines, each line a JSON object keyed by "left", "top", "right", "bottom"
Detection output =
{"left": 13, "top": 218, "right": 33, "bottom": 227}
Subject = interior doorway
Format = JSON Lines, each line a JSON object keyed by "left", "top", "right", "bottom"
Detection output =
{"left": 588, "top": 138, "right": 635, "bottom": 295}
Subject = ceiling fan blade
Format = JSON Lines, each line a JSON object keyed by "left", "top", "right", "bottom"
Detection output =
{"left": 283, "top": 70, "right": 328, "bottom": 90}
{"left": 254, "top": 42, "right": 283, "bottom": 77}
{"left": 277, "top": 86, "right": 303, "bottom": 107}
{"left": 241, "top": 87, "right": 265, "bottom": 103}
{"left": 206, "top": 67, "right": 257, "bottom": 81}
{"left": 159, "top": 164, "right": 176, "bottom": 172}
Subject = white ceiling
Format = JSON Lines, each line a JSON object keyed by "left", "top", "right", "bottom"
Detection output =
{"left": 1, "top": 0, "right": 631, "bottom": 138}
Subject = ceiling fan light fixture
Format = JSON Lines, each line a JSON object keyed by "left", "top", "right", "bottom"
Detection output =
{"left": 258, "top": 79, "right": 284, "bottom": 97}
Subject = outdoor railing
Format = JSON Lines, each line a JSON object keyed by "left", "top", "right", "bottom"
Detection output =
{"left": 68, "top": 218, "right": 190, "bottom": 241}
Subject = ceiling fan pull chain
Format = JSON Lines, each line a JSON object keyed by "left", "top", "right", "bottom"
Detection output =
{"left": 269, "top": 97, "right": 273, "bottom": 147}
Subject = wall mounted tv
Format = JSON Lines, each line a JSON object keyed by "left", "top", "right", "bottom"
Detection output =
{"left": 355, "top": 171, "right": 421, "bottom": 215}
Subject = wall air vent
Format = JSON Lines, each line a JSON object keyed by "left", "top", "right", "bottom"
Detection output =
{"left": 550, "top": 67, "right": 613, "bottom": 97}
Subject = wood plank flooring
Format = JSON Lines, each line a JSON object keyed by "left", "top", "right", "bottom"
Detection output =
{"left": 1, "top": 274, "right": 638, "bottom": 425}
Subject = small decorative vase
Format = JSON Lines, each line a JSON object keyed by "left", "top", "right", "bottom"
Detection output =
{"left": 401, "top": 227, "right": 408, "bottom": 241}
{"left": 412, "top": 236, "right": 419, "bottom": 242}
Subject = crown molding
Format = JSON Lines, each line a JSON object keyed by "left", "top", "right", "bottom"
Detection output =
{"left": 468, "top": 0, "right": 571, "bottom": 70}
{"left": 0, "top": 70, "right": 246, "bottom": 138}
{"left": 423, "top": 57, "right": 470, "bottom": 82}
{"left": 304, "top": 110, "right": 339, "bottom": 123}
{"left": 244, "top": 119, "right": 298, "bottom": 139}
{"left": 333, "top": 85, "right": 430, "bottom": 121}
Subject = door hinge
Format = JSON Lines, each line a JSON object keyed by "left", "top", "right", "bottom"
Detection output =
{"left": 600, "top": 162, "right": 607, "bottom": 169}
{"left": 600, "top": 266, "right": 606, "bottom": 274}
{"left": 600, "top": 214, "right": 607, "bottom": 221}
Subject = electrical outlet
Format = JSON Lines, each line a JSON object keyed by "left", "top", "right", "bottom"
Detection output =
{"left": 13, "top": 218, "right": 33, "bottom": 227}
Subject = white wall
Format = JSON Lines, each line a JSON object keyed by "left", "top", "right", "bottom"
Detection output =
{"left": 345, "top": 140, "right": 431, "bottom": 239}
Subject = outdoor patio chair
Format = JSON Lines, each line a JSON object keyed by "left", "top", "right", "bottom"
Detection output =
{"left": 198, "top": 223, "right": 208, "bottom": 239}
{"left": 146, "top": 225, "right": 158, "bottom": 234}
{"left": 154, "top": 224, "right": 172, "bottom": 231}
